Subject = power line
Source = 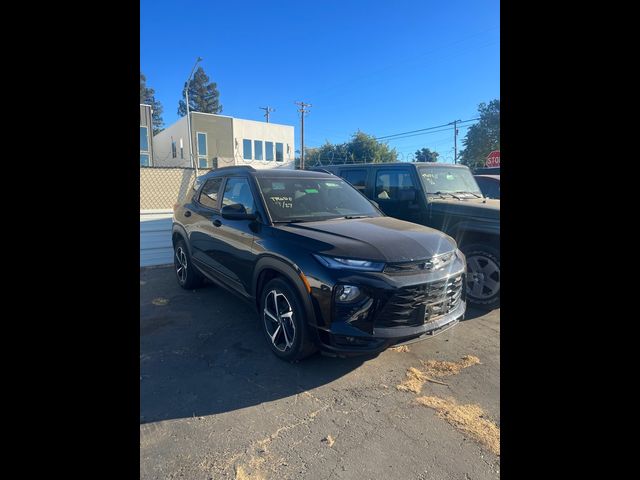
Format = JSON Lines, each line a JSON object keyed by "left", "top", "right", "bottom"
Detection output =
{"left": 375, "top": 118, "right": 479, "bottom": 141}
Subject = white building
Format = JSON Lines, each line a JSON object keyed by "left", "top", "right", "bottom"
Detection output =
{"left": 152, "top": 112, "right": 295, "bottom": 170}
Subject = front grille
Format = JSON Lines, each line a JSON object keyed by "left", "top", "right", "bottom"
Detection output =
{"left": 384, "top": 252, "right": 456, "bottom": 275}
{"left": 375, "top": 275, "right": 463, "bottom": 328}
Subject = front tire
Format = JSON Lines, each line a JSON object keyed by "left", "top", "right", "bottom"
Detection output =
{"left": 463, "top": 244, "right": 500, "bottom": 310}
{"left": 259, "top": 278, "right": 317, "bottom": 361}
{"left": 173, "top": 239, "right": 204, "bottom": 290}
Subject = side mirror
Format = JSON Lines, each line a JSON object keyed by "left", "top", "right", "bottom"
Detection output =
{"left": 221, "top": 203, "right": 257, "bottom": 221}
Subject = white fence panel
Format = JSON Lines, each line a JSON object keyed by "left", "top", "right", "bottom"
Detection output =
{"left": 140, "top": 210, "right": 174, "bottom": 267}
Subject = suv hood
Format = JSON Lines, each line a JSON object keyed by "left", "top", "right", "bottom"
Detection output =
{"left": 275, "top": 216, "right": 456, "bottom": 263}
{"left": 429, "top": 197, "right": 500, "bottom": 221}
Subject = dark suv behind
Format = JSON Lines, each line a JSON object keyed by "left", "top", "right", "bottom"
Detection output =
{"left": 172, "top": 166, "right": 466, "bottom": 361}
{"left": 317, "top": 163, "right": 500, "bottom": 309}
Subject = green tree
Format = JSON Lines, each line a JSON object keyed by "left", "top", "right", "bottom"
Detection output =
{"left": 304, "top": 131, "right": 398, "bottom": 168}
{"left": 140, "top": 73, "right": 165, "bottom": 135}
{"left": 178, "top": 67, "right": 222, "bottom": 116}
{"left": 414, "top": 147, "right": 439, "bottom": 162}
{"left": 459, "top": 99, "right": 500, "bottom": 170}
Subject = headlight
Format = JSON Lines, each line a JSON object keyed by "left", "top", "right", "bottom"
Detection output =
{"left": 312, "top": 254, "right": 385, "bottom": 272}
{"left": 335, "top": 285, "right": 362, "bottom": 302}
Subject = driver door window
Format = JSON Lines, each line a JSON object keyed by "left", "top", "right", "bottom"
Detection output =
{"left": 221, "top": 177, "right": 255, "bottom": 214}
{"left": 375, "top": 170, "right": 416, "bottom": 200}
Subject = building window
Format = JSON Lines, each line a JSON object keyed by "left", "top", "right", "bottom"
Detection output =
{"left": 243, "top": 139, "right": 252, "bottom": 160}
{"left": 276, "top": 142, "right": 284, "bottom": 162}
{"left": 180, "top": 138, "right": 184, "bottom": 159}
{"left": 171, "top": 140, "right": 177, "bottom": 159}
{"left": 254, "top": 140, "right": 263, "bottom": 160}
{"left": 197, "top": 132, "right": 207, "bottom": 168}
{"left": 140, "top": 154, "right": 150, "bottom": 166}
{"left": 140, "top": 126, "right": 149, "bottom": 151}
{"left": 265, "top": 141, "right": 274, "bottom": 161}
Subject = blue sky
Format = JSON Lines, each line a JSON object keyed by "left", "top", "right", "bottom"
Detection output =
{"left": 141, "top": 0, "right": 499, "bottom": 163}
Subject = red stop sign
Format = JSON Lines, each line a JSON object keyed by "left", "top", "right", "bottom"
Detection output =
{"left": 486, "top": 150, "right": 500, "bottom": 167}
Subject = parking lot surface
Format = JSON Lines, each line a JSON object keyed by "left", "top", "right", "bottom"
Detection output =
{"left": 141, "top": 266, "right": 500, "bottom": 480}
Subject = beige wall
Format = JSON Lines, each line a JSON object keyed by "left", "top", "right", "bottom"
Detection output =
{"left": 151, "top": 116, "right": 190, "bottom": 167}
{"left": 140, "top": 167, "right": 214, "bottom": 210}
{"left": 232, "top": 118, "right": 295, "bottom": 169}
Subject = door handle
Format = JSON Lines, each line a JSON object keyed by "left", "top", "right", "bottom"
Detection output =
{"left": 184, "top": 210, "right": 192, "bottom": 217}
{"left": 213, "top": 219, "right": 222, "bottom": 227}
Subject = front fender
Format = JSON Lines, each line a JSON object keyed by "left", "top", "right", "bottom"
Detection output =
{"left": 253, "top": 254, "right": 317, "bottom": 327}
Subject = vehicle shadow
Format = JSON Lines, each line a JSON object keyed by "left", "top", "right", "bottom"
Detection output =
{"left": 462, "top": 306, "right": 497, "bottom": 321}
{"left": 140, "top": 267, "right": 370, "bottom": 424}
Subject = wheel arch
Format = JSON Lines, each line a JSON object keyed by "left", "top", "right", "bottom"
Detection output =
{"left": 253, "top": 255, "right": 317, "bottom": 327}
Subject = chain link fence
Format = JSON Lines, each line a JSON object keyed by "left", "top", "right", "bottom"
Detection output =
{"left": 140, "top": 166, "right": 214, "bottom": 210}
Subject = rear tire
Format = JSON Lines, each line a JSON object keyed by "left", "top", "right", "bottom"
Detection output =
{"left": 463, "top": 244, "right": 500, "bottom": 310}
{"left": 173, "top": 238, "right": 205, "bottom": 290}
{"left": 259, "top": 278, "right": 317, "bottom": 362}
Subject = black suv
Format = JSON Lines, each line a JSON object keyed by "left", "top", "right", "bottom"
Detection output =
{"left": 172, "top": 166, "right": 466, "bottom": 361}
{"left": 317, "top": 163, "right": 500, "bottom": 309}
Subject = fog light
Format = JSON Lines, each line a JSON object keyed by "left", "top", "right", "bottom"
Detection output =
{"left": 336, "top": 285, "right": 361, "bottom": 302}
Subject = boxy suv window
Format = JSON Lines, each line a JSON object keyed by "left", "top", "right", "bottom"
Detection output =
{"left": 198, "top": 177, "right": 223, "bottom": 209}
{"left": 341, "top": 169, "right": 367, "bottom": 191}
{"left": 375, "top": 170, "right": 416, "bottom": 200}
{"left": 418, "top": 166, "right": 481, "bottom": 195}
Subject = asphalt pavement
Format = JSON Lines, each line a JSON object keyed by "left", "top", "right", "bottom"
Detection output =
{"left": 140, "top": 266, "right": 500, "bottom": 480}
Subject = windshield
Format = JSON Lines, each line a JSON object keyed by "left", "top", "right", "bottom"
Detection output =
{"left": 418, "top": 166, "right": 482, "bottom": 195}
{"left": 257, "top": 177, "right": 381, "bottom": 223}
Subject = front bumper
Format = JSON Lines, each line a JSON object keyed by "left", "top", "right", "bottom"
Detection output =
{"left": 309, "top": 255, "right": 466, "bottom": 355}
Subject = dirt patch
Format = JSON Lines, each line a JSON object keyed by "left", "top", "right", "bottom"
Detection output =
{"left": 397, "top": 367, "right": 433, "bottom": 393}
{"left": 421, "top": 355, "right": 480, "bottom": 377}
{"left": 390, "top": 345, "right": 410, "bottom": 353}
{"left": 416, "top": 395, "right": 500, "bottom": 456}
{"left": 396, "top": 355, "right": 480, "bottom": 393}
{"left": 235, "top": 464, "right": 265, "bottom": 480}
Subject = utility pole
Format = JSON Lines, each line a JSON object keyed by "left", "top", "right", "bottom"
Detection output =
{"left": 185, "top": 56, "right": 203, "bottom": 174}
{"left": 259, "top": 106, "right": 275, "bottom": 123}
{"left": 295, "top": 101, "right": 312, "bottom": 169}
{"left": 451, "top": 119, "right": 461, "bottom": 164}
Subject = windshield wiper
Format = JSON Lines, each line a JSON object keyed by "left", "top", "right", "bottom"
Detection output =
{"left": 273, "top": 219, "right": 309, "bottom": 224}
{"left": 431, "top": 191, "right": 462, "bottom": 200}
{"left": 454, "top": 191, "right": 482, "bottom": 198}
{"left": 343, "top": 215, "right": 371, "bottom": 219}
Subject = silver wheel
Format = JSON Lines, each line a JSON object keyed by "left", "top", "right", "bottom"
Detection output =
{"left": 263, "top": 289, "right": 296, "bottom": 353}
{"left": 466, "top": 253, "right": 500, "bottom": 300}
{"left": 175, "top": 246, "right": 188, "bottom": 284}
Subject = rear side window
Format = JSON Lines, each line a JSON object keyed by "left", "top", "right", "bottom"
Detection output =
{"left": 341, "top": 169, "right": 367, "bottom": 191}
{"left": 221, "top": 177, "right": 255, "bottom": 214}
{"left": 375, "top": 170, "right": 416, "bottom": 200}
{"left": 198, "top": 177, "right": 223, "bottom": 209}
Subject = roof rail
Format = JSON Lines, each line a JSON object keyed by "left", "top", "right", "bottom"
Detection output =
{"left": 310, "top": 168, "right": 335, "bottom": 175}
{"left": 211, "top": 165, "right": 257, "bottom": 172}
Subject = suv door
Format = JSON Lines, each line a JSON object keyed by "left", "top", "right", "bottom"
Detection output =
{"left": 189, "top": 176, "right": 224, "bottom": 274}
{"left": 206, "top": 176, "right": 258, "bottom": 295}
{"left": 373, "top": 168, "right": 423, "bottom": 224}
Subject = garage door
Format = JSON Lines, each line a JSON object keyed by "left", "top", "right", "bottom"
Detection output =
{"left": 140, "top": 209, "right": 174, "bottom": 267}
